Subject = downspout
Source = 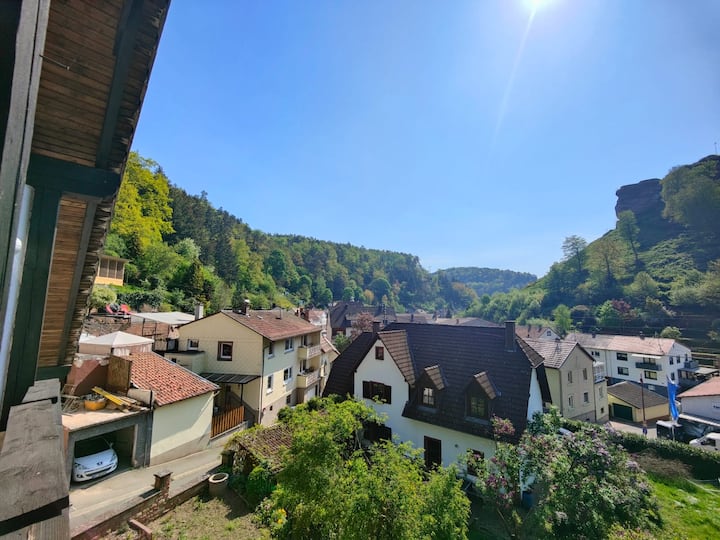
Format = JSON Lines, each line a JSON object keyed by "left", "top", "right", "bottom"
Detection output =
{"left": 143, "top": 389, "right": 154, "bottom": 466}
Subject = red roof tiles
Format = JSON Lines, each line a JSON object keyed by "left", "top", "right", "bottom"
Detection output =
{"left": 119, "top": 351, "right": 218, "bottom": 406}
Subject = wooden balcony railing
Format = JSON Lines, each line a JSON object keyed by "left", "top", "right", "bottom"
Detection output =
{"left": 298, "top": 344, "right": 322, "bottom": 361}
{"left": 212, "top": 406, "right": 245, "bottom": 437}
{"left": 297, "top": 370, "right": 320, "bottom": 389}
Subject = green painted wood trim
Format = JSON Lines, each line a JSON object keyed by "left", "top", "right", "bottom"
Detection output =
{"left": 27, "top": 154, "right": 121, "bottom": 199}
{"left": 2, "top": 187, "right": 60, "bottom": 427}
{"left": 35, "top": 366, "right": 71, "bottom": 382}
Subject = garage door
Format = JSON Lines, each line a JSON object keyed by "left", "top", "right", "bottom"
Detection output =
{"left": 612, "top": 403, "right": 634, "bottom": 421}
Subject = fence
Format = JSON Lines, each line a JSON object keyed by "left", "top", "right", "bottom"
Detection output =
{"left": 212, "top": 406, "right": 245, "bottom": 437}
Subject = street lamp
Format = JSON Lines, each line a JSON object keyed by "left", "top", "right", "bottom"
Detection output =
{"left": 640, "top": 376, "right": 647, "bottom": 436}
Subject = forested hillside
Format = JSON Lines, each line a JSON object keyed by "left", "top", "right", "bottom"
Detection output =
{"left": 96, "top": 152, "right": 523, "bottom": 315}
{"left": 438, "top": 267, "right": 536, "bottom": 297}
{"left": 464, "top": 155, "right": 720, "bottom": 353}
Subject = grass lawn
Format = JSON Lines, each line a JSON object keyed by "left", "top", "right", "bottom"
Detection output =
{"left": 109, "top": 490, "right": 270, "bottom": 540}
{"left": 649, "top": 474, "right": 720, "bottom": 540}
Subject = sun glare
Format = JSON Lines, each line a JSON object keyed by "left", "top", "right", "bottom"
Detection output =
{"left": 525, "top": 0, "right": 552, "bottom": 15}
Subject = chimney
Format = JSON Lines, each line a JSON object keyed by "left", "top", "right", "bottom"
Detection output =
{"left": 639, "top": 331, "right": 645, "bottom": 340}
{"left": 505, "top": 320, "right": 516, "bottom": 352}
{"left": 411, "top": 313, "right": 414, "bottom": 322}
{"left": 194, "top": 304, "right": 204, "bottom": 320}
{"left": 240, "top": 299, "right": 250, "bottom": 315}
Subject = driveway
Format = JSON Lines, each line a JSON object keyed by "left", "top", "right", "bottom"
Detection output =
{"left": 606, "top": 419, "right": 656, "bottom": 439}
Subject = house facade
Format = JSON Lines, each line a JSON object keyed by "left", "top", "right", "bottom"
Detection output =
{"left": 324, "top": 322, "right": 550, "bottom": 467}
{"left": 677, "top": 377, "right": 720, "bottom": 422}
{"left": 173, "top": 307, "right": 325, "bottom": 426}
{"left": 520, "top": 338, "right": 609, "bottom": 423}
{"left": 607, "top": 381, "right": 668, "bottom": 423}
{"left": 566, "top": 332, "right": 692, "bottom": 397}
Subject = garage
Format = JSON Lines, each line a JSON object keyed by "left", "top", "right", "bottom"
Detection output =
{"left": 612, "top": 403, "right": 634, "bottom": 421}
{"left": 63, "top": 408, "right": 152, "bottom": 485}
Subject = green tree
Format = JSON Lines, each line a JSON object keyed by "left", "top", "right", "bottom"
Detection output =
{"left": 110, "top": 152, "right": 174, "bottom": 252}
{"left": 660, "top": 326, "right": 681, "bottom": 339}
{"left": 626, "top": 271, "right": 660, "bottom": 303}
{"left": 369, "top": 277, "right": 392, "bottom": 305}
{"left": 588, "top": 235, "right": 626, "bottom": 288}
{"left": 617, "top": 210, "right": 641, "bottom": 267}
{"left": 662, "top": 158, "right": 720, "bottom": 238}
{"left": 552, "top": 304, "right": 572, "bottom": 336}
{"left": 562, "top": 235, "right": 588, "bottom": 276}
{"left": 89, "top": 286, "right": 117, "bottom": 310}
{"left": 258, "top": 398, "right": 469, "bottom": 539}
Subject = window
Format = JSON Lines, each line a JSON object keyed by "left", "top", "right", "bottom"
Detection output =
{"left": 669, "top": 357, "right": 674, "bottom": 365}
{"left": 568, "top": 395, "right": 574, "bottom": 408}
{"left": 567, "top": 371, "right": 573, "bottom": 384}
{"left": 466, "top": 393, "right": 488, "bottom": 419}
{"left": 583, "top": 368, "right": 588, "bottom": 381}
{"left": 618, "top": 366, "right": 629, "bottom": 376}
{"left": 268, "top": 342, "right": 274, "bottom": 357}
{"left": 592, "top": 350, "right": 600, "bottom": 357}
{"left": 599, "top": 386, "right": 605, "bottom": 398}
{"left": 375, "top": 346, "right": 385, "bottom": 360}
{"left": 617, "top": 352, "right": 628, "bottom": 361}
{"left": 601, "top": 407, "right": 605, "bottom": 414}
{"left": 284, "top": 338, "right": 294, "bottom": 351}
{"left": 283, "top": 367, "right": 293, "bottom": 383}
{"left": 424, "top": 436, "right": 442, "bottom": 469}
{"left": 644, "top": 370, "right": 658, "bottom": 380}
{"left": 217, "top": 341, "right": 233, "bottom": 361}
{"left": 301, "top": 334, "right": 308, "bottom": 347}
{"left": 421, "top": 387, "right": 435, "bottom": 407}
{"left": 583, "top": 392, "right": 589, "bottom": 404}
{"left": 187, "top": 339, "right": 199, "bottom": 350}
{"left": 362, "top": 381, "right": 392, "bottom": 403}
{"left": 286, "top": 394, "right": 292, "bottom": 405}
{"left": 266, "top": 374, "right": 274, "bottom": 393}
{"left": 670, "top": 372, "right": 676, "bottom": 381}
{"left": 546, "top": 330, "right": 552, "bottom": 336}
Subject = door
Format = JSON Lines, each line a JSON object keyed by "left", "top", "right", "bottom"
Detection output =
{"left": 424, "top": 436, "right": 442, "bottom": 469}
{"left": 612, "top": 403, "right": 634, "bottom": 421}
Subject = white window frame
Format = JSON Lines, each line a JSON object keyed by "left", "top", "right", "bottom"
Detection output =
{"left": 266, "top": 374, "right": 274, "bottom": 393}
{"left": 268, "top": 341, "right": 275, "bottom": 357}
{"left": 218, "top": 341, "right": 233, "bottom": 360}
{"left": 285, "top": 338, "right": 294, "bottom": 351}
{"left": 187, "top": 339, "right": 199, "bottom": 350}
{"left": 283, "top": 367, "right": 293, "bottom": 384}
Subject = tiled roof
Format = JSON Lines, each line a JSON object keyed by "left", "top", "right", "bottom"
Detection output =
{"left": 120, "top": 351, "right": 217, "bottom": 406}
{"left": 607, "top": 381, "right": 667, "bottom": 409}
{"left": 220, "top": 309, "right": 318, "bottom": 340}
{"left": 423, "top": 365, "right": 446, "bottom": 390}
{"left": 396, "top": 313, "right": 431, "bottom": 324}
{"left": 228, "top": 423, "right": 292, "bottom": 472}
{"left": 472, "top": 371, "right": 499, "bottom": 400}
{"left": 515, "top": 325, "right": 556, "bottom": 340}
{"left": 378, "top": 330, "right": 415, "bottom": 386}
{"left": 566, "top": 332, "right": 679, "bottom": 356}
{"left": 329, "top": 302, "right": 397, "bottom": 329}
{"left": 434, "top": 317, "right": 501, "bottom": 327}
{"left": 519, "top": 338, "right": 588, "bottom": 369}
{"left": 384, "top": 323, "right": 544, "bottom": 442}
{"left": 322, "top": 332, "right": 377, "bottom": 398}
{"left": 678, "top": 377, "right": 720, "bottom": 399}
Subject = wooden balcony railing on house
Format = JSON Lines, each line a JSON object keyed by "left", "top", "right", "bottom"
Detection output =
{"left": 298, "top": 344, "right": 322, "bottom": 361}
{"left": 296, "top": 369, "right": 320, "bottom": 389}
{"left": 212, "top": 406, "right": 245, "bottom": 437}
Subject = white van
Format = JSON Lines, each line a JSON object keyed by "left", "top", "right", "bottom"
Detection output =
{"left": 689, "top": 432, "right": 720, "bottom": 453}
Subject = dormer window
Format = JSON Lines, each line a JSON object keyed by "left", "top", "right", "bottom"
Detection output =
{"left": 422, "top": 387, "right": 436, "bottom": 407}
{"left": 466, "top": 392, "right": 488, "bottom": 419}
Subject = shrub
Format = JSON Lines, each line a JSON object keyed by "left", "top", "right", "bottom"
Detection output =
{"left": 245, "top": 463, "right": 274, "bottom": 508}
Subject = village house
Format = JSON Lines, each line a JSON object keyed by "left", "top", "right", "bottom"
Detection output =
{"left": 323, "top": 321, "right": 550, "bottom": 467}
{"left": 566, "top": 332, "right": 693, "bottom": 397}
{"left": 329, "top": 301, "right": 398, "bottom": 336}
{"left": 677, "top": 377, "right": 720, "bottom": 423}
{"left": 519, "top": 338, "right": 609, "bottom": 423}
{"left": 606, "top": 381, "right": 668, "bottom": 423}
{"left": 172, "top": 303, "right": 328, "bottom": 426}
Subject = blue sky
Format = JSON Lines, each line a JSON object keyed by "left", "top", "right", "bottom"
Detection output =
{"left": 132, "top": 0, "right": 720, "bottom": 278}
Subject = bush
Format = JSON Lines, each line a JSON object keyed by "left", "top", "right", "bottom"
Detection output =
{"left": 245, "top": 463, "right": 274, "bottom": 508}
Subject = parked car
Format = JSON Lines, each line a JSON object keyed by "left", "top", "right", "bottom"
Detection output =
{"left": 72, "top": 437, "right": 118, "bottom": 482}
{"left": 689, "top": 432, "right": 720, "bottom": 453}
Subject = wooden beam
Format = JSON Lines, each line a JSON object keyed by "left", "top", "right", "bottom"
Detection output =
{"left": 0, "top": 399, "right": 68, "bottom": 536}
{"left": 27, "top": 153, "right": 121, "bottom": 198}
{"left": 56, "top": 199, "right": 97, "bottom": 364}
{"left": 96, "top": 0, "right": 145, "bottom": 169}
{"left": 0, "top": 0, "right": 49, "bottom": 301}
{"left": 2, "top": 187, "right": 60, "bottom": 427}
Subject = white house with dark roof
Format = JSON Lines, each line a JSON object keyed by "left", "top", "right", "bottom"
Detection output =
{"left": 324, "top": 322, "right": 550, "bottom": 467}
{"left": 174, "top": 306, "right": 326, "bottom": 426}
{"left": 566, "top": 332, "right": 692, "bottom": 397}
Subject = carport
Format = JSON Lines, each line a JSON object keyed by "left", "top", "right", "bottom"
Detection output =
{"left": 63, "top": 408, "right": 152, "bottom": 485}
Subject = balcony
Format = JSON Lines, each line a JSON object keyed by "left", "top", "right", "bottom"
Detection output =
{"left": 683, "top": 360, "right": 699, "bottom": 370}
{"left": 635, "top": 362, "right": 661, "bottom": 371}
{"left": 296, "top": 369, "right": 320, "bottom": 389}
{"left": 593, "top": 362, "right": 606, "bottom": 383}
{"left": 298, "top": 344, "right": 322, "bottom": 360}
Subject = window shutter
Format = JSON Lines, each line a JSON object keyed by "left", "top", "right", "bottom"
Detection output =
{"left": 363, "top": 381, "right": 371, "bottom": 399}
